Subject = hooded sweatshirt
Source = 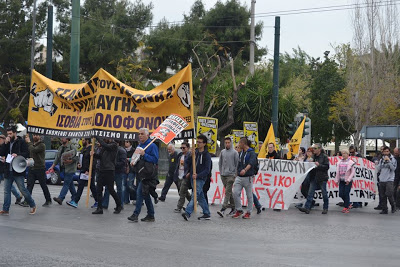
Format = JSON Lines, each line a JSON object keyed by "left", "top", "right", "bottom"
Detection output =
{"left": 184, "top": 148, "right": 211, "bottom": 181}
{"left": 219, "top": 147, "right": 239, "bottom": 176}
{"left": 237, "top": 147, "right": 257, "bottom": 177}
{"left": 376, "top": 154, "right": 397, "bottom": 182}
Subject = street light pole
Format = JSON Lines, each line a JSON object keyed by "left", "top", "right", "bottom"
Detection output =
{"left": 30, "top": 0, "right": 37, "bottom": 76}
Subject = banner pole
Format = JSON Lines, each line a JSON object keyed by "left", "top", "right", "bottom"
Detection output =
{"left": 143, "top": 138, "right": 156, "bottom": 151}
{"left": 192, "top": 138, "right": 197, "bottom": 213}
{"left": 85, "top": 137, "right": 96, "bottom": 207}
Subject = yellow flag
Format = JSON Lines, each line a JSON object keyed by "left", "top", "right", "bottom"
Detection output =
{"left": 287, "top": 117, "right": 306, "bottom": 159}
{"left": 258, "top": 124, "right": 277, "bottom": 158}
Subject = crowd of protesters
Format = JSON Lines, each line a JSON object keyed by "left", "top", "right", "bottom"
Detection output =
{"left": 1, "top": 125, "right": 399, "bottom": 222}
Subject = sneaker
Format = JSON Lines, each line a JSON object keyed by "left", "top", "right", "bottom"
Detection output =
{"left": 342, "top": 208, "right": 349, "bottom": 213}
{"left": 154, "top": 197, "right": 159, "bottom": 204}
{"left": 113, "top": 206, "right": 123, "bottom": 214}
{"left": 53, "top": 197, "right": 63, "bottom": 205}
{"left": 242, "top": 212, "right": 251, "bottom": 219}
{"left": 374, "top": 206, "right": 383, "bottom": 210}
{"left": 198, "top": 214, "right": 211, "bottom": 220}
{"left": 227, "top": 209, "right": 236, "bottom": 216}
{"left": 128, "top": 214, "right": 139, "bottom": 222}
{"left": 298, "top": 207, "right": 310, "bottom": 214}
{"left": 0, "top": 210, "right": 9, "bottom": 216}
{"left": 217, "top": 208, "right": 226, "bottom": 218}
{"left": 15, "top": 196, "right": 22, "bottom": 205}
{"left": 42, "top": 201, "right": 52, "bottom": 207}
{"left": 232, "top": 210, "right": 244, "bottom": 218}
{"left": 256, "top": 206, "right": 262, "bottom": 214}
{"left": 66, "top": 200, "right": 78, "bottom": 208}
{"left": 273, "top": 209, "right": 281, "bottom": 212}
{"left": 174, "top": 208, "right": 182, "bottom": 213}
{"left": 29, "top": 206, "right": 37, "bottom": 215}
{"left": 141, "top": 215, "right": 155, "bottom": 222}
{"left": 182, "top": 213, "right": 189, "bottom": 221}
{"left": 158, "top": 197, "right": 165, "bottom": 202}
{"left": 380, "top": 210, "right": 388, "bottom": 214}
{"left": 92, "top": 208, "right": 103, "bottom": 214}
{"left": 348, "top": 203, "right": 353, "bottom": 209}
{"left": 322, "top": 209, "right": 328, "bottom": 214}
{"left": 19, "top": 201, "right": 29, "bottom": 207}
{"left": 91, "top": 202, "right": 98, "bottom": 209}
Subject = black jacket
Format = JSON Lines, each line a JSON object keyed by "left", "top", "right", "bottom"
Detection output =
{"left": 185, "top": 148, "right": 211, "bottom": 181}
{"left": 266, "top": 150, "right": 280, "bottom": 159}
{"left": 115, "top": 146, "right": 127, "bottom": 174}
{"left": 94, "top": 138, "right": 118, "bottom": 171}
{"left": 312, "top": 152, "right": 330, "bottom": 182}
{"left": 0, "top": 136, "right": 29, "bottom": 177}
{"left": 237, "top": 148, "right": 258, "bottom": 177}
{"left": 81, "top": 145, "right": 95, "bottom": 174}
{"left": 395, "top": 156, "right": 400, "bottom": 183}
{"left": 0, "top": 144, "right": 5, "bottom": 174}
{"left": 167, "top": 151, "right": 178, "bottom": 179}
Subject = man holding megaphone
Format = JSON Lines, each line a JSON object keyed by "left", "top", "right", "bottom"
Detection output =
{"left": 0, "top": 126, "right": 36, "bottom": 215}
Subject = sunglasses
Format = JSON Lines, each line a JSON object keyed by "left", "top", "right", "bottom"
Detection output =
{"left": 180, "top": 147, "right": 187, "bottom": 149}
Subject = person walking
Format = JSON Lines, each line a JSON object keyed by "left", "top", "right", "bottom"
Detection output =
{"left": 335, "top": 149, "right": 356, "bottom": 213}
{"left": 50, "top": 138, "right": 78, "bottom": 205}
{"left": 91, "top": 137, "right": 123, "bottom": 215}
{"left": 174, "top": 141, "right": 191, "bottom": 213}
{"left": 217, "top": 137, "right": 238, "bottom": 217}
{"left": 128, "top": 128, "right": 159, "bottom": 222}
{"left": 25, "top": 134, "right": 52, "bottom": 207}
{"left": 181, "top": 135, "right": 212, "bottom": 221}
{"left": 159, "top": 144, "right": 179, "bottom": 202}
{"left": 232, "top": 137, "right": 258, "bottom": 219}
{"left": 0, "top": 127, "right": 36, "bottom": 215}
{"left": 376, "top": 146, "right": 397, "bottom": 214}
{"left": 298, "top": 143, "right": 330, "bottom": 214}
{"left": 66, "top": 138, "right": 97, "bottom": 208}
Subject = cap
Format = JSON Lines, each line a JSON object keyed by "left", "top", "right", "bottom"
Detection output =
{"left": 0, "top": 134, "right": 5, "bottom": 139}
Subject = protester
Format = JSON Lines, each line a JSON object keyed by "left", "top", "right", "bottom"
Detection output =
{"left": 296, "top": 147, "right": 315, "bottom": 208}
{"left": 0, "top": 134, "right": 22, "bottom": 206}
{"left": 266, "top": 142, "right": 280, "bottom": 159}
{"left": 258, "top": 141, "right": 264, "bottom": 152}
{"left": 66, "top": 138, "right": 97, "bottom": 208}
{"left": 174, "top": 141, "right": 191, "bottom": 213}
{"left": 159, "top": 144, "right": 179, "bottom": 202}
{"left": 295, "top": 147, "right": 306, "bottom": 161}
{"left": 349, "top": 145, "right": 362, "bottom": 157}
{"left": 394, "top": 147, "right": 400, "bottom": 208}
{"left": 374, "top": 146, "right": 385, "bottom": 210}
{"left": 0, "top": 127, "right": 36, "bottom": 215}
{"left": 50, "top": 138, "right": 78, "bottom": 205}
{"left": 182, "top": 135, "right": 212, "bottom": 221}
{"left": 335, "top": 149, "right": 356, "bottom": 213}
{"left": 217, "top": 137, "right": 239, "bottom": 218}
{"left": 124, "top": 141, "right": 136, "bottom": 204}
{"left": 375, "top": 146, "right": 397, "bottom": 214}
{"left": 203, "top": 152, "right": 214, "bottom": 205}
{"left": 91, "top": 137, "right": 123, "bottom": 215}
{"left": 25, "top": 134, "right": 52, "bottom": 207}
{"left": 298, "top": 143, "right": 330, "bottom": 214}
{"left": 232, "top": 137, "right": 257, "bottom": 219}
{"left": 128, "top": 128, "right": 159, "bottom": 222}
{"left": 102, "top": 141, "right": 128, "bottom": 209}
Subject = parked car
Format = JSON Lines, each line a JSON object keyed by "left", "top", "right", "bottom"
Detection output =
{"left": 45, "top": 150, "right": 81, "bottom": 185}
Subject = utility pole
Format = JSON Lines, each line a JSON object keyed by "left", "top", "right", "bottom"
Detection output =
{"left": 30, "top": 0, "right": 37, "bottom": 76}
{"left": 70, "top": 0, "right": 80, "bottom": 83}
{"left": 271, "top": 16, "right": 280, "bottom": 137}
{"left": 46, "top": 5, "right": 53, "bottom": 79}
{"left": 249, "top": 0, "right": 256, "bottom": 75}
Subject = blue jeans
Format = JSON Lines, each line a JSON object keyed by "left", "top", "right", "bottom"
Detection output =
{"left": 103, "top": 172, "right": 125, "bottom": 208}
{"left": 133, "top": 180, "right": 154, "bottom": 216}
{"left": 2, "top": 173, "right": 36, "bottom": 211}
{"left": 126, "top": 172, "right": 136, "bottom": 202}
{"left": 305, "top": 180, "right": 329, "bottom": 210}
{"left": 58, "top": 172, "right": 77, "bottom": 201}
{"left": 253, "top": 193, "right": 261, "bottom": 209}
{"left": 339, "top": 180, "right": 353, "bottom": 208}
{"left": 0, "top": 173, "right": 21, "bottom": 199}
{"left": 185, "top": 179, "right": 210, "bottom": 216}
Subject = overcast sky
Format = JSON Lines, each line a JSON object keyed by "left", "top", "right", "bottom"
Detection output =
{"left": 142, "top": 0, "right": 355, "bottom": 59}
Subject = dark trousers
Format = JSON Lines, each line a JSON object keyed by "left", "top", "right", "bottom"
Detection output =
{"left": 27, "top": 168, "right": 51, "bottom": 202}
{"left": 203, "top": 177, "right": 211, "bottom": 204}
{"left": 339, "top": 180, "right": 352, "bottom": 208}
{"left": 96, "top": 170, "right": 121, "bottom": 209}
{"left": 160, "top": 174, "right": 179, "bottom": 199}
{"left": 75, "top": 174, "right": 98, "bottom": 204}
{"left": 394, "top": 180, "right": 400, "bottom": 207}
{"left": 379, "top": 181, "right": 395, "bottom": 211}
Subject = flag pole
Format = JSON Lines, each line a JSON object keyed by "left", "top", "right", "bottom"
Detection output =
{"left": 85, "top": 137, "right": 96, "bottom": 207}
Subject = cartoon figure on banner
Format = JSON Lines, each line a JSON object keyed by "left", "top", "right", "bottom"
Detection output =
{"left": 30, "top": 83, "right": 58, "bottom": 116}
{"left": 247, "top": 132, "right": 258, "bottom": 148}
{"left": 159, "top": 128, "right": 171, "bottom": 137}
{"left": 199, "top": 128, "right": 216, "bottom": 147}
{"left": 177, "top": 82, "right": 191, "bottom": 108}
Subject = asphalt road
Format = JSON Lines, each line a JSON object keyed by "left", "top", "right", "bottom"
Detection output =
{"left": 0, "top": 184, "right": 399, "bottom": 267}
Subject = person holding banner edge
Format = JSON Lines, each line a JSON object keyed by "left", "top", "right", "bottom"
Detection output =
{"left": 298, "top": 143, "right": 330, "bottom": 215}
{"left": 335, "top": 149, "right": 356, "bottom": 213}
{"left": 182, "top": 134, "right": 212, "bottom": 221}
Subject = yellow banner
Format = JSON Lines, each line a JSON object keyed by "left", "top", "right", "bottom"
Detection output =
{"left": 287, "top": 117, "right": 306, "bottom": 159}
{"left": 197, "top": 116, "right": 218, "bottom": 154}
{"left": 243, "top": 122, "right": 259, "bottom": 153}
{"left": 27, "top": 65, "right": 195, "bottom": 140}
{"left": 232, "top": 130, "right": 244, "bottom": 147}
{"left": 258, "top": 124, "right": 277, "bottom": 158}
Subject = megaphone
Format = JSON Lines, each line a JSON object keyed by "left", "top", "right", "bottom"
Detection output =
{"left": 11, "top": 156, "right": 34, "bottom": 173}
